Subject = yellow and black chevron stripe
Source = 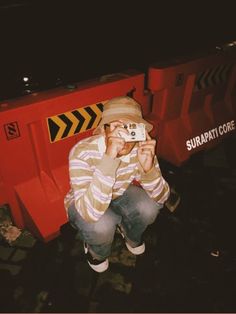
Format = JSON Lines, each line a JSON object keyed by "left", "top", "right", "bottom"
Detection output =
{"left": 194, "top": 63, "right": 233, "bottom": 92}
{"left": 47, "top": 102, "right": 104, "bottom": 143}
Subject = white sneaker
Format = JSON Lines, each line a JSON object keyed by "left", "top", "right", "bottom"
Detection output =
{"left": 125, "top": 241, "right": 145, "bottom": 255}
{"left": 116, "top": 225, "right": 145, "bottom": 255}
{"left": 84, "top": 243, "right": 109, "bottom": 273}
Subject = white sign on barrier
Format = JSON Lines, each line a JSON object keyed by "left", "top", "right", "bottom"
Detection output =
{"left": 186, "top": 120, "right": 235, "bottom": 151}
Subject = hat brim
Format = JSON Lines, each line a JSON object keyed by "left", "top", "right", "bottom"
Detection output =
{"left": 93, "top": 114, "right": 153, "bottom": 135}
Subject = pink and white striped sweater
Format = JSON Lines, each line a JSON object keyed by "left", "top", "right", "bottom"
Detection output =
{"left": 64, "top": 135, "right": 170, "bottom": 222}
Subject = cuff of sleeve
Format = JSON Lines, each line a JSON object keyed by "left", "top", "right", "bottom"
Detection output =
{"left": 97, "top": 154, "right": 121, "bottom": 176}
{"left": 140, "top": 165, "right": 160, "bottom": 181}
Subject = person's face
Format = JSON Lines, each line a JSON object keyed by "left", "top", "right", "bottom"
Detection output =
{"left": 104, "top": 120, "right": 137, "bottom": 156}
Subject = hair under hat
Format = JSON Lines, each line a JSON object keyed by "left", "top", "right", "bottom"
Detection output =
{"left": 93, "top": 96, "right": 153, "bottom": 134}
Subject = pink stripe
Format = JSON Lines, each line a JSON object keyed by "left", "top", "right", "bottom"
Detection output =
{"left": 95, "top": 168, "right": 114, "bottom": 186}
{"left": 79, "top": 151, "right": 101, "bottom": 160}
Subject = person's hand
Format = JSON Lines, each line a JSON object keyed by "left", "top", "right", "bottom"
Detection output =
{"left": 105, "top": 121, "right": 129, "bottom": 159}
{"left": 138, "top": 132, "right": 156, "bottom": 173}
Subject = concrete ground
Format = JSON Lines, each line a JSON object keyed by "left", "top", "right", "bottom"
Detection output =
{"left": 1, "top": 134, "right": 236, "bottom": 313}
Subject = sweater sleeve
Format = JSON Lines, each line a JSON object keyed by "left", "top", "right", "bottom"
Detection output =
{"left": 139, "top": 156, "right": 170, "bottom": 204}
{"left": 69, "top": 153, "right": 120, "bottom": 222}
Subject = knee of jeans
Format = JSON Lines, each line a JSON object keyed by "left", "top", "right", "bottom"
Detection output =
{"left": 138, "top": 202, "right": 161, "bottom": 225}
{"left": 89, "top": 221, "right": 116, "bottom": 245}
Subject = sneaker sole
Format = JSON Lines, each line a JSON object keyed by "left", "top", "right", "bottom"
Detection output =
{"left": 84, "top": 243, "right": 109, "bottom": 273}
{"left": 117, "top": 226, "right": 145, "bottom": 255}
{"left": 87, "top": 259, "right": 109, "bottom": 273}
{"left": 125, "top": 242, "right": 145, "bottom": 255}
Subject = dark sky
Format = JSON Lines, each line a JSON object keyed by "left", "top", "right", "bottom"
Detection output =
{"left": 0, "top": 0, "right": 236, "bottom": 99}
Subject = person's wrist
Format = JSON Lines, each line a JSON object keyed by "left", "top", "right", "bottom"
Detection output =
{"left": 143, "top": 165, "right": 153, "bottom": 173}
{"left": 140, "top": 165, "right": 151, "bottom": 173}
{"left": 105, "top": 148, "right": 117, "bottom": 159}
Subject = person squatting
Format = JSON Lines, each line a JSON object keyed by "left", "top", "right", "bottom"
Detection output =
{"left": 64, "top": 96, "right": 170, "bottom": 272}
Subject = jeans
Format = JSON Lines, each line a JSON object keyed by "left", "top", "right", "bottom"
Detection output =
{"left": 67, "top": 184, "right": 162, "bottom": 261}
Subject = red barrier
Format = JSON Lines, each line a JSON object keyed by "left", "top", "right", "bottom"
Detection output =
{"left": 0, "top": 70, "right": 146, "bottom": 241}
{"left": 146, "top": 48, "right": 236, "bottom": 165}
{"left": 1, "top": 45, "right": 236, "bottom": 241}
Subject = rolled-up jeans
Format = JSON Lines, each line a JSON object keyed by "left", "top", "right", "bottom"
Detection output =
{"left": 67, "top": 184, "right": 163, "bottom": 261}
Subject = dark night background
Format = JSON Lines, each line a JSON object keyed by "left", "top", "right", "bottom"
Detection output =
{"left": 1, "top": 1, "right": 236, "bottom": 313}
{"left": 1, "top": 0, "right": 236, "bottom": 100}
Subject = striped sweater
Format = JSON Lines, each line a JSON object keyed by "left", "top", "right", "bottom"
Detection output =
{"left": 64, "top": 135, "right": 170, "bottom": 222}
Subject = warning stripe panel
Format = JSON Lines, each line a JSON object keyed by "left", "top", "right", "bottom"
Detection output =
{"left": 47, "top": 102, "right": 105, "bottom": 143}
{"left": 194, "top": 63, "right": 233, "bottom": 92}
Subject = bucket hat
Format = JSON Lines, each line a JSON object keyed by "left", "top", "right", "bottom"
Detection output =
{"left": 93, "top": 96, "right": 153, "bottom": 134}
